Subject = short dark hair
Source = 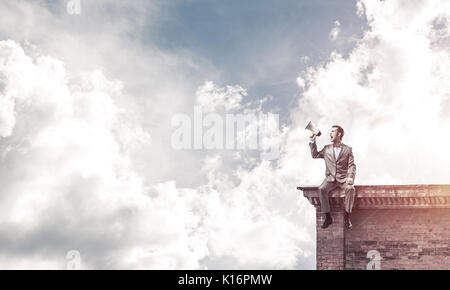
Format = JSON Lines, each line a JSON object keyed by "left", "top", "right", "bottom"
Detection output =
{"left": 332, "top": 125, "right": 344, "bottom": 140}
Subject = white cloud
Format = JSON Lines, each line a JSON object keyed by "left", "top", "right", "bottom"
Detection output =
{"left": 0, "top": 40, "right": 315, "bottom": 269}
{"left": 293, "top": 0, "right": 450, "bottom": 185}
{"left": 0, "top": 40, "right": 206, "bottom": 269}
{"left": 189, "top": 82, "right": 315, "bottom": 268}
{"left": 0, "top": 0, "right": 214, "bottom": 187}
{"left": 196, "top": 81, "right": 246, "bottom": 113}
{"left": 296, "top": 76, "right": 306, "bottom": 89}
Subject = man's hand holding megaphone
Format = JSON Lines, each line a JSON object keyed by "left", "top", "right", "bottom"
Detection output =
{"left": 305, "top": 121, "right": 321, "bottom": 142}
{"left": 309, "top": 132, "right": 319, "bottom": 142}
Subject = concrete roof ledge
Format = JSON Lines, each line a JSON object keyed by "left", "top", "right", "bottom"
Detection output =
{"left": 297, "top": 184, "right": 450, "bottom": 209}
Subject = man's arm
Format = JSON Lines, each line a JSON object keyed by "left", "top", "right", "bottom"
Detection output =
{"left": 309, "top": 139, "right": 325, "bottom": 159}
{"left": 346, "top": 147, "right": 356, "bottom": 182}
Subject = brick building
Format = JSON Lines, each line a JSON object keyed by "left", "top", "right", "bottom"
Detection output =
{"left": 297, "top": 184, "right": 450, "bottom": 270}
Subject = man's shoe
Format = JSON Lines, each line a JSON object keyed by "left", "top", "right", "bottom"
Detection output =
{"left": 345, "top": 217, "right": 353, "bottom": 229}
{"left": 321, "top": 216, "right": 333, "bottom": 229}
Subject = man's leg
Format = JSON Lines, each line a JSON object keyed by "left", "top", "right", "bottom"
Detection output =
{"left": 339, "top": 182, "right": 356, "bottom": 229}
{"left": 318, "top": 179, "right": 338, "bottom": 228}
{"left": 318, "top": 179, "right": 338, "bottom": 213}
{"left": 341, "top": 183, "right": 356, "bottom": 213}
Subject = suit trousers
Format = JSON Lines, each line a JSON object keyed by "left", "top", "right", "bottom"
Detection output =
{"left": 318, "top": 179, "right": 356, "bottom": 214}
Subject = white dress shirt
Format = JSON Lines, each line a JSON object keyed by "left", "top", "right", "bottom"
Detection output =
{"left": 333, "top": 145, "right": 341, "bottom": 159}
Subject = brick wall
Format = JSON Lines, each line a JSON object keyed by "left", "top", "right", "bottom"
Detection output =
{"left": 298, "top": 185, "right": 450, "bottom": 270}
{"left": 345, "top": 208, "right": 450, "bottom": 270}
{"left": 316, "top": 211, "right": 345, "bottom": 270}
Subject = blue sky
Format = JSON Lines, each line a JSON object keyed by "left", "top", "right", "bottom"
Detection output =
{"left": 149, "top": 0, "right": 367, "bottom": 118}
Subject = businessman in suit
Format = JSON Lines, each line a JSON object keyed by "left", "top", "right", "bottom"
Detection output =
{"left": 309, "top": 125, "right": 356, "bottom": 229}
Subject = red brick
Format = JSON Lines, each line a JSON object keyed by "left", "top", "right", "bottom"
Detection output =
{"left": 300, "top": 184, "right": 450, "bottom": 270}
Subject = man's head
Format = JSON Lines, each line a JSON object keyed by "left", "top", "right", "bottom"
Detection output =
{"left": 330, "top": 125, "right": 344, "bottom": 143}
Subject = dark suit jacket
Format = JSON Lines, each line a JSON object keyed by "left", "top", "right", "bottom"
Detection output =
{"left": 310, "top": 141, "right": 356, "bottom": 183}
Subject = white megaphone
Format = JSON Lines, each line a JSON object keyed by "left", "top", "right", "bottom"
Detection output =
{"left": 305, "top": 121, "right": 321, "bottom": 137}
